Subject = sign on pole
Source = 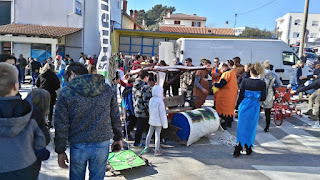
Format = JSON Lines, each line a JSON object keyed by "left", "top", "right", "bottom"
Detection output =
{"left": 97, "top": 0, "right": 111, "bottom": 84}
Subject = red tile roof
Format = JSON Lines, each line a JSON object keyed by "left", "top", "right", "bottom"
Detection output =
{"left": 0, "top": 24, "right": 82, "bottom": 38}
{"left": 164, "top": 13, "right": 207, "bottom": 21}
{"left": 160, "top": 26, "right": 235, "bottom": 35}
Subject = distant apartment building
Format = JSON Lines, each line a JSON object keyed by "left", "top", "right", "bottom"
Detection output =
{"left": 0, "top": 0, "right": 122, "bottom": 61}
{"left": 276, "top": 13, "right": 320, "bottom": 47}
{"left": 161, "top": 12, "right": 206, "bottom": 27}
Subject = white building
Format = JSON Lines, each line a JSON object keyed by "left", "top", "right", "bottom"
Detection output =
{"left": 0, "top": 0, "right": 122, "bottom": 61}
{"left": 161, "top": 12, "right": 206, "bottom": 27}
{"left": 234, "top": 26, "right": 248, "bottom": 36}
{"left": 276, "top": 12, "right": 320, "bottom": 47}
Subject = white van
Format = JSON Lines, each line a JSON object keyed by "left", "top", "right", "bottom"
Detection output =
{"left": 160, "top": 38, "right": 300, "bottom": 84}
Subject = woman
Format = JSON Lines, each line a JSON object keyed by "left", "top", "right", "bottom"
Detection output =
{"left": 234, "top": 62, "right": 266, "bottom": 157}
{"left": 193, "top": 59, "right": 211, "bottom": 108}
{"left": 214, "top": 63, "right": 238, "bottom": 129}
{"left": 36, "top": 63, "right": 60, "bottom": 128}
{"left": 261, "top": 60, "right": 282, "bottom": 132}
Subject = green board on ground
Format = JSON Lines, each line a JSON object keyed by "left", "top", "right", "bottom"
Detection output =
{"left": 108, "top": 150, "right": 146, "bottom": 171}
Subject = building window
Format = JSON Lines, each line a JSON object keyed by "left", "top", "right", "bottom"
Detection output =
{"left": 312, "top": 21, "right": 319, "bottom": 26}
{"left": 192, "top": 22, "right": 201, "bottom": 27}
{"left": 0, "top": 2, "right": 11, "bottom": 25}
{"left": 293, "top": 32, "right": 300, "bottom": 38}
{"left": 174, "top": 21, "right": 180, "bottom": 25}
{"left": 294, "top": 19, "right": 301, "bottom": 25}
{"left": 310, "top": 33, "right": 318, "bottom": 38}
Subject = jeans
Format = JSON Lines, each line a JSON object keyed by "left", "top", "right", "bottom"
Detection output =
{"left": 70, "top": 140, "right": 110, "bottom": 180}
{"left": 31, "top": 72, "right": 39, "bottom": 86}
{"left": 21, "top": 68, "right": 26, "bottom": 83}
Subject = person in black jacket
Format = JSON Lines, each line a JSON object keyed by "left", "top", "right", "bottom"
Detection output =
{"left": 36, "top": 63, "right": 60, "bottom": 128}
{"left": 31, "top": 58, "right": 42, "bottom": 86}
{"left": 291, "top": 77, "right": 320, "bottom": 128}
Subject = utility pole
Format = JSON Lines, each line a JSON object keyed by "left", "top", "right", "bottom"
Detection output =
{"left": 299, "top": 0, "right": 309, "bottom": 58}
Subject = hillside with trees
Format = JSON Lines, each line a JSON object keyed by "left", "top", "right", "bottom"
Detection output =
{"left": 136, "top": 4, "right": 176, "bottom": 31}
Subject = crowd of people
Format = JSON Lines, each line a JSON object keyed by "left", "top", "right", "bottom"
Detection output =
{"left": 1, "top": 51, "right": 320, "bottom": 179}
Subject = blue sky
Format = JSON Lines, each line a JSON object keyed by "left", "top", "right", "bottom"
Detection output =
{"left": 126, "top": 0, "right": 320, "bottom": 30}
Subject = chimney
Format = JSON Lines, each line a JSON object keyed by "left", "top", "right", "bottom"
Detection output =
{"left": 226, "top": 21, "right": 229, "bottom": 28}
{"left": 130, "top": 10, "right": 133, "bottom": 18}
{"left": 167, "top": 10, "right": 171, "bottom": 18}
{"left": 134, "top": 10, "right": 138, "bottom": 22}
{"left": 123, "top": 0, "right": 127, "bottom": 13}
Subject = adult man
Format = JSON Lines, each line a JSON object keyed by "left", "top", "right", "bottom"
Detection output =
{"left": 132, "top": 55, "right": 144, "bottom": 70}
{"left": 180, "top": 58, "right": 195, "bottom": 107}
{"left": 232, "top": 57, "right": 244, "bottom": 78}
{"left": 300, "top": 53, "right": 308, "bottom": 63}
{"left": 212, "top": 57, "right": 221, "bottom": 84}
{"left": 193, "top": 59, "right": 211, "bottom": 108}
{"left": 65, "top": 54, "right": 74, "bottom": 64}
{"left": 18, "top": 54, "right": 27, "bottom": 83}
{"left": 0, "top": 54, "right": 16, "bottom": 65}
{"left": 302, "top": 63, "right": 320, "bottom": 120}
{"left": 30, "top": 58, "right": 42, "bottom": 86}
{"left": 132, "top": 70, "right": 152, "bottom": 146}
{"left": 54, "top": 55, "right": 66, "bottom": 74}
{"left": 288, "top": 60, "right": 313, "bottom": 99}
{"left": 54, "top": 62, "right": 123, "bottom": 179}
{"left": 93, "top": 54, "right": 98, "bottom": 65}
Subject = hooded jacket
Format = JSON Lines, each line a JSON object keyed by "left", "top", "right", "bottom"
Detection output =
{"left": 36, "top": 70, "right": 60, "bottom": 94}
{"left": 148, "top": 86, "right": 168, "bottom": 128}
{"left": 132, "top": 79, "right": 152, "bottom": 118}
{"left": 54, "top": 74, "right": 123, "bottom": 154}
{"left": 0, "top": 96, "right": 46, "bottom": 173}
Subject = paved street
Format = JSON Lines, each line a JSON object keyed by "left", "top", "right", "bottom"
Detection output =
{"left": 19, "top": 82, "right": 320, "bottom": 180}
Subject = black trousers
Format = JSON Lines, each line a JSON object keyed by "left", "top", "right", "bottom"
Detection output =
{"left": 265, "top": 108, "right": 271, "bottom": 129}
{"left": 48, "top": 92, "right": 57, "bottom": 126}
{"left": 134, "top": 117, "right": 149, "bottom": 144}
{"left": 124, "top": 113, "right": 137, "bottom": 137}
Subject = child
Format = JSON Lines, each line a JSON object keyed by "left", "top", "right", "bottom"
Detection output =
{"left": 0, "top": 62, "right": 46, "bottom": 179}
{"left": 145, "top": 85, "right": 168, "bottom": 156}
{"left": 121, "top": 77, "right": 136, "bottom": 140}
{"left": 26, "top": 89, "right": 51, "bottom": 145}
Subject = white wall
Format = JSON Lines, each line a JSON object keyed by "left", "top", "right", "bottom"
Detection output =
{"left": 65, "top": 30, "right": 83, "bottom": 60}
{"left": 277, "top": 13, "right": 320, "bottom": 45}
{"left": 14, "top": 0, "right": 83, "bottom": 28}
{"left": 111, "top": 0, "right": 122, "bottom": 29}
{"left": 83, "top": 0, "right": 100, "bottom": 56}
{"left": 163, "top": 19, "right": 206, "bottom": 27}
{"left": 13, "top": 43, "right": 30, "bottom": 59}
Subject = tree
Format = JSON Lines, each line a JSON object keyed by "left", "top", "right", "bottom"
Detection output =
{"left": 136, "top": 4, "right": 176, "bottom": 31}
{"left": 240, "top": 27, "right": 273, "bottom": 37}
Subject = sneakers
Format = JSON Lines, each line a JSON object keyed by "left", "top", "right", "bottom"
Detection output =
{"left": 312, "top": 123, "right": 320, "bottom": 129}
{"left": 308, "top": 115, "right": 318, "bottom": 121}
{"left": 303, "top": 109, "right": 313, "bottom": 116}
{"left": 133, "top": 143, "right": 145, "bottom": 147}
{"left": 154, "top": 150, "right": 163, "bottom": 156}
{"left": 264, "top": 127, "right": 269, "bottom": 132}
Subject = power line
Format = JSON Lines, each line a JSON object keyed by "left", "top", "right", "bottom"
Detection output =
{"left": 237, "top": 0, "right": 276, "bottom": 16}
